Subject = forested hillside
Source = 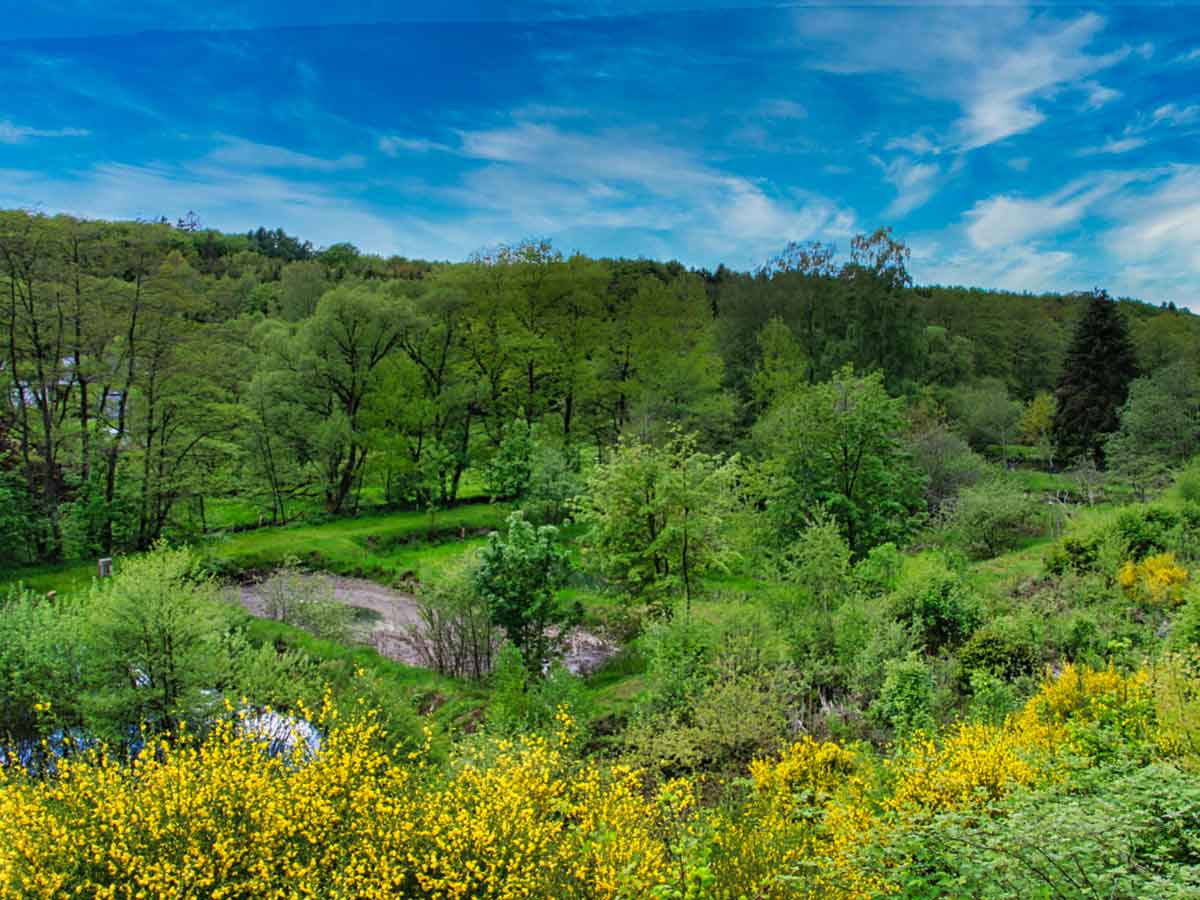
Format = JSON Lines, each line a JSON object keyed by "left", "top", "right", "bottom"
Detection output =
{"left": 4, "top": 208, "right": 1200, "bottom": 898}
{"left": 2, "top": 209, "right": 1196, "bottom": 563}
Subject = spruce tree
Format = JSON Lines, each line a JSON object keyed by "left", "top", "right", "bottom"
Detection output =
{"left": 1053, "top": 289, "right": 1138, "bottom": 467}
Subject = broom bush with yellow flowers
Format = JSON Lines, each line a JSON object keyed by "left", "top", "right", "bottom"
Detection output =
{"left": 1117, "top": 551, "right": 1189, "bottom": 607}
{"left": 2, "top": 657, "right": 1192, "bottom": 900}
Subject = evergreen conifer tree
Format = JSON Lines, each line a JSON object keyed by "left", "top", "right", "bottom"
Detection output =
{"left": 1053, "top": 289, "right": 1138, "bottom": 467}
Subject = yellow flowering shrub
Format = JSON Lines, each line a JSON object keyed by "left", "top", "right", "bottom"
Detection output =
{"left": 706, "top": 738, "right": 886, "bottom": 900}
{"left": 0, "top": 663, "right": 1188, "bottom": 900}
{"left": 885, "top": 721, "right": 1051, "bottom": 813}
{"left": 1118, "top": 552, "right": 1189, "bottom": 606}
{"left": 0, "top": 706, "right": 669, "bottom": 900}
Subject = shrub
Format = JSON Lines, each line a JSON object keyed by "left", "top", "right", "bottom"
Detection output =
{"left": 958, "top": 621, "right": 1041, "bottom": 682}
{"left": 776, "top": 507, "right": 852, "bottom": 611}
{"left": 257, "top": 566, "right": 355, "bottom": 643}
{"left": 1177, "top": 458, "right": 1200, "bottom": 504}
{"left": 1169, "top": 590, "right": 1200, "bottom": 650}
{"left": 624, "top": 659, "right": 792, "bottom": 780}
{"left": 1118, "top": 551, "right": 1189, "bottom": 608}
{"left": 965, "top": 671, "right": 1020, "bottom": 726}
{"left": 407, "top": 559, "right": 496, "bottom": 680}
{"left": 475, "top": 512, "right": 573, "bottom": 673}
{"left": 483, "top": 417, "right": 534, "bottom": 501}
{"left": 871, "top": 651, "right": 935, "bottom": 735}
{"left": 0, "top": 589, "right": 85, "bottom": 745}
{"left": 835, "top": 598, "right": 919, "bottom": 706}
{"left": 487, "top": 644, "right": 592, "bottom": 747}
{"left": 889, "top": 555, "right": 982, "bottom": 653}
{"left": 939, "top": 478, "right": 1043, "bottom": 560}
{"left": 852, "top": 541, "right": 903, "bottom": 597}
{"left": 81, "top": 545, "right": 237, "bottom": 742}
{"left": 909, "top": 423, "right": 986, "bottom": 512}
{"left": 1045, "top": 534, "right": 1101, "bottom": 575}
{"left": 881, "top": 762, "right": 1200, "bottom": 900}
{"left": 636, "top": 616, "right": 715, "bottom": 716}
{"left": 1114, "top": 504, "right": 1180, "bottom": 560}
{"left": 523, "top": 443, "right": 584, "bottom": 525}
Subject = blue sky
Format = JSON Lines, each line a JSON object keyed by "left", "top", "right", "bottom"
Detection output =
{"left": 1, "top": 2, "right": 1199, "bottom": 305}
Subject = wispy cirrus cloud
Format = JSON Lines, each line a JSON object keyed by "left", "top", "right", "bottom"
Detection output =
{"left": 0, "top": 119, "right": 89, "bottom": 143}
{"left": 795, "top": 8, "right": 1126, "bottom": 151}
{"left": 876, "top": 156, "right": 941, "bottom": 218}
{"left": 1077, "top": 136, "right": 1147, "bottom": 156}
{"left": 0, "top": 159, "right": 411, "bottom": 254}
{"left": 378, "top": 135, "right": 453, "bottom": 156}
{"left": 208, "top": 136, "right": 365, "bottom": 172}
{"left": 964, "top": 171, "right": 1148, "bottom": 249}
{"left": 441, "top": 119, "right": 856, "bottom": 264}
{"left": 1105, "top": 165, "right": 1200, "bottom": 298}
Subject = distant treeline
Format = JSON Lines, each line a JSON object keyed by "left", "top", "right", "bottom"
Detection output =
{"left": 1, "top": 210, "right": 1195, "bottom": 562}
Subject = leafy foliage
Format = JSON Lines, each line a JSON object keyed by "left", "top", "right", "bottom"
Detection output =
{"left": 474, "top": 511, "right": 572, "bottom": 672}
{"left": 756, "top": 366, "right": 926, "bottom": 557}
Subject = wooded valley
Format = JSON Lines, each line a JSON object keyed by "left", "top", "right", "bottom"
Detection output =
{"left": 3, "top": 208, "right": 1200, "bottom": 898}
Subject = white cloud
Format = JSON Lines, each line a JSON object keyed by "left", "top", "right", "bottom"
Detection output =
{"left": 1007, "top": 157, "right": 1030, "bottom": 172}
{"left": 914, "top": 240, "right": 1077, "bottom": 293}
{"left": 378, "top": 135, "right": 451, "bottom": 156}
{"left": 1105, "top": 166, "right": 1200, "bottom": 301}
{"left": 1152, "top": 103, "right": 1200, "bottom": 128}
{"left": 1177, "top": 47, "right": 1200, "bottom": 63}
{"left": 0, "top": 160, "right": 411, "bottom": 255}
{"left": 1077, "top": 136, "right": 1147, "bottom": 156}
{"left": 1080, "top": 80, "right": 1120, "bottom": 109}
{"left": 964, "top": 172, "right": 1144, "bottom": 249}
{"left": 795, "top": 9, "right": 1126, "bottom": 151}
{"left": 757, "top": 99, "right": 807, "bottom": 120}
{"left": 446, "top": 120, "right": 856, "bottom": 265}
{"left": 957, "top": 14, "right": 1125, "bottom": 149}
{"left": 207, "top": 136, "right": 364, "bottom": 172}
{"left": 885, "top": 133, "right": 940, "bottom": 156}
{"left": 876, "top": 156, "right": 940, "bottom": 217}
{"left": 0, "top": 119, "right": 89, "bottom": 144}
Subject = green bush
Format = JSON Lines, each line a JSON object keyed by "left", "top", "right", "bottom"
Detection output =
{"left": 81, "top": 545, "right": 238, "bottom": 742}
{"left": 1170, "top": 589, "right": 1200, "bottom": 650}
{"left": 0, "top": 588, "right": 85, "bottom": 743}
{"left": 637, "top": 616, "right": 716, "bottom": 716}
{"left": 256, "top": 566, "right": 355, "bottom": 643}
{"left": 776, "top": 507, "right": 852, "bottom": 611}
{"left": 1114, "top": 504, "right": 1180, "bottom": 560}
{"left": 870, "top": 651, "right": 935, "bottom": 735}
{"left": 1045, "top": 534, "right": 1102, "bottom": 575}
{"left": 889, "top": 555, "right": 981, "bottom": 653}
{"left": 624, "top": 659, "right": 792, "bottom": 781}
{"left": 965, "top": 670, "right": 1020, "bottom": 726}
{"left": 523, "top": 443, "right": 584, "bottom": 526}
{"left": 834, "top": 596, "right": 919, "bottom": 705}
{"left": 1055, "top": 610, "right": 1106, "bottom": 664}
{"left": 872, "top": 762, "right": 1200, "bottom": 899}
{"left": 852, "top": 541, "right": 904, "bottom": 597}
{"left": 958, "top": 620, "right": 1040, "bottom": 682}
{"left": 939, "top": 478, "right": 1043, "bottom": 560}
{"left": 486, "top": 643, "right": 592, "bottom": 748}
{"left": 1177, "top": 458, "right": 1200, "bottom": 504}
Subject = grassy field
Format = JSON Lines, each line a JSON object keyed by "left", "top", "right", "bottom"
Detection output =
{"left": 1, "top": 502, "right": 509, "bottom": 595}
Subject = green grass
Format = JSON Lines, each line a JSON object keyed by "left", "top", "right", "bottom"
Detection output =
{"left": 201, "top": 503, "right": 507, "bottom": 586}
{"left": 239, "top": 612, "right": 485, "bottom": 740}
{"left": 1, "top": 502, "right": 509, "bottom": 595}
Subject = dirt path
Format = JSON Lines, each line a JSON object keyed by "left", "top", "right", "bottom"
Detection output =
{"left": 239, "top": 574, "right": 617, "bottom": 676}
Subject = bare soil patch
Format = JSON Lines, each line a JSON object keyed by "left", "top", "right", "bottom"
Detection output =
{"left": 239, "top": 573, "right": 616, "bottom": 676}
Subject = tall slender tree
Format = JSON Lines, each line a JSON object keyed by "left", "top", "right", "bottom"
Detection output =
{"left": 1053, "top": 289, "right": 1139, "bottom": 467}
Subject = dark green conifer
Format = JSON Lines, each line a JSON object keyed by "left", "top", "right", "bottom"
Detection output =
{"left": 1053, "top": 289, "right": 1139, "bottom": 467}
